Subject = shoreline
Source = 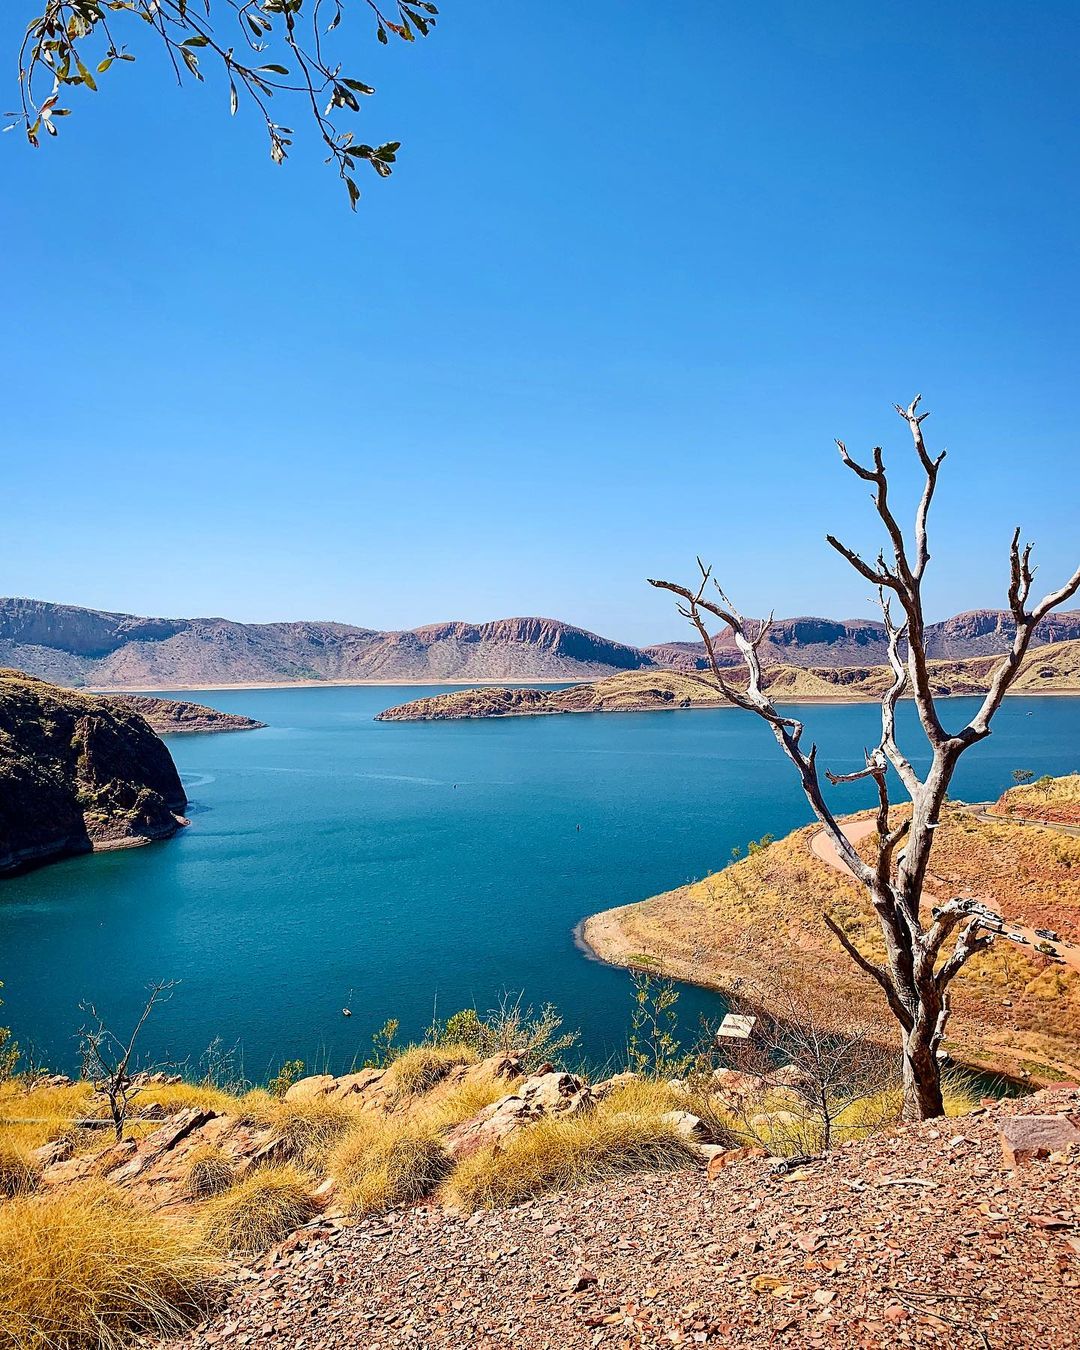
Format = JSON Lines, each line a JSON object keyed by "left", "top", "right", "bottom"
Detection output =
{"left": 84, "top": 676, "right": 589, "bottom": 693}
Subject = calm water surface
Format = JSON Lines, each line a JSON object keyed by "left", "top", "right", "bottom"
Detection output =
{"left": 1, "top": 689, "right": 1077, "bottom": 1076}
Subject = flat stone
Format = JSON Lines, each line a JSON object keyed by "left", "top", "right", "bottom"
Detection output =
{"left": 1000, "top": 1113, "right": 1080, "bottom": 1167}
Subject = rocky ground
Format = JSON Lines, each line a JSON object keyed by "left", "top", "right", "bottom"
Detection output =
{"left": 165, "top": 1089, "right": 1080, "bottom": 1350}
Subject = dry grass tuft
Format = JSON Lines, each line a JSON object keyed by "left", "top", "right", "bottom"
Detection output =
{"left": 184, "top": 1145, "right": 234, "bottom": 1200}
{"left": 0, "top": 1136, "right": 39, "bottom": 1197}
{"left": 417, "top": 1075, "right": 514, "bottom": 1132}
{"left": 0, "top": 1181, "right": 213, "bottom": 1349}
{"left": 443, "top": 1103, "right": 699, "bottom": 1210}
{"left": 329, "top": 1116, "right": 452, "bottom": 1215}
{"left": 386, "top": 1044, "right": 477, "bottom": 1097}
{"left": 235, "top": 1095, "right": 354, "bottom": 1168}
{"left": 201, "top": 1165, "right": 318, "bottom": 1254}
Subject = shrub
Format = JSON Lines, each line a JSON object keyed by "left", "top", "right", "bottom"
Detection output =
{"left": 184, "top": 1145, "right": 233, "bottom": 1200}
{"left": 201, "top": 1165, "right": 318, "bottom": 1254}
{"left": 267, "top": 1059, "right": 306, "bottom": 1098}
{"left": 386, "top": 1043, "right": 476, "bottom": 1097}
{"left": 329, "top": 1117, "right": 452, "bottom": 1214}
{"left": 443, "top": 1105, "right": 699, "bottom": 1210}
{"left": 0, "top": 1181, "right": 213, "bottom": 1348}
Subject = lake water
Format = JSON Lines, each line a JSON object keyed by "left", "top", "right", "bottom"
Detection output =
{"left": 1, "top": 689, "right": 1077, "bottom": 1079}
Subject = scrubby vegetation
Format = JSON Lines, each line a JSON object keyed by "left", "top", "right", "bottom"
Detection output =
{"left": 0, "top": 1181, "right": 213, "bottom": 1348}
{"left": 444, "top": 1083, "right": 700, "bottom": 1211}
{"left": 201, "top": 1165, "right": 319, "bottom": 1254}
{"left": 330, "top": 1117, "right": 452, "bottom": 1214}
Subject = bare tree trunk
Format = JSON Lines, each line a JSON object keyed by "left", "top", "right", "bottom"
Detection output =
{"left": 650, "top": 397, "right": 1080, "bottom": 1121}
{"left": 902, "top": 1023, "right": 945, "bottom": 1121}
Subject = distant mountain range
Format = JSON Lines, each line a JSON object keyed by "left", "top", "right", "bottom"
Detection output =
{"left": 2, "top": 598, "right": 1079, "bottom": 689}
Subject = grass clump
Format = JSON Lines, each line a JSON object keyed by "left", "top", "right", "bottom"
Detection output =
{"left": 417, "top": 1075, "right": 514, "bottom": 1132}
{"left": 201, "top": 1165, "right": 318, "bottom": 1254}
{"left": 329, "top": 1117, "right": 452, "bottom": 1215}
{"left": 235, "top": 1095, "right": 353, "bottom": 1168}
{"left": 183, "top": 1145, "right": 233, "bottom": 1200}
{"left": 0, "top": 1137, "right": 38, "bottom": 1197}
{"left": 0, "top": 1181, "right": 213, "bottom": 1349}
{"left": 386, "top": 1043, "right": 477, "bottom": 1097}
{"left": 443, "top": 1102, "right": 699, "bottom": 1211}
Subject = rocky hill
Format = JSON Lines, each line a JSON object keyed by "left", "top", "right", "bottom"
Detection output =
{"left": 3, "top": 598, "right": 1079, "bottom": 689}
{"left": 378, "top": 640, "right": 1080, "bottom": 720}
{"left": 0, "top": 670, "right": 188, "bottom": 876}
{"left": 0, "top": 600, "right": 652, "bottom": 688}
{"left": 646, "top": 609, "right": 1080, "bottom": 672}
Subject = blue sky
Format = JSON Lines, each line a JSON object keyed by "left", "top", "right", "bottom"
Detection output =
{"left": 1, "top": 1, "right": 1077, "bottom": 645}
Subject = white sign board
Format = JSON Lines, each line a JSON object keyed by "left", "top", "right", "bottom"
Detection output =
{"left": 716, "top": 1013, "right": 757, "bottom": 1041}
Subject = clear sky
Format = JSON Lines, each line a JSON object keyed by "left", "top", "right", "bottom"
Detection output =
{"left": 1, "top": 1, "right": 1077, "bottom": 646}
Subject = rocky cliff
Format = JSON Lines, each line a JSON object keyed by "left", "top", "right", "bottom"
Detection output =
{"left": 0, "top": 669, "right": 188, "bottom": 876}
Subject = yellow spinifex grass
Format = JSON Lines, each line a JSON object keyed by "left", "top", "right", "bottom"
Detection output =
{"left": 235, "top": 1094, "right": 355, "bottom": 1168}
{"left": 0, "top": 1136, "right": 38, "bottom": 1198}
{"left": 329, "top": 1115, "right": 452, "bottom": 1215}
{"left": 0, "top": 1181, "right": 213, "bottom": 1350}
{"left": 416, "top": 1075, "right": 514, "bottom": 1132}
{"left": 201, "top": 1164, "right": 318, "bottom": 1254}
{"left": 183, "top": 1144, "right": 234, "bottom": 1200}
{"left": 443, "top": 1094, "right": 700, "bottom": 1211}
{"left": 385, "top": 1043, "right": 478, "bottom": 1097}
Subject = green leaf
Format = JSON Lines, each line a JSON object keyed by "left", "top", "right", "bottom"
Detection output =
{"left": 258, "top": 63, "right": 289, "bottom": 74}
{"left": 96, "top": 57, "right": 113, "bottom": 73}
{"left": 182, "top": 34, "right": 209, "bottom": 47}
{"left": 76, "top": 60, "right": 97, "bottom": 92}
{"left": 342, "top": 79, "right": 375, "bottom": 94}
{"left": 229, "top": 78, "right": 238, "bottom": 115}
{"left": 376, "top": 24, "right": 387, "bottom": 42}
{"left": 345, "top": 175, "right": 360, "bottom": 210}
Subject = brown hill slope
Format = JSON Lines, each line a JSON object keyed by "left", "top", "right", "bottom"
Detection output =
{"left": 3, "top": 598, "right": 1079, "bottom": 689}
{"left": 584, "top": 780, "right": 1080, "bottom": 1086}
{"left": 0, "top": 600, "right": 652, "bottom": 688}
{"left": 646, "top": 608, "right": 1080, "bottom": 671}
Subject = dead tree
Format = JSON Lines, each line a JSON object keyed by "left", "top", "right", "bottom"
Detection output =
{"left": 79, "top": 980, "right": 178, "bottom": 1140}
{"left": 650, "top": 398, "right": 1080, "bottom": 1121}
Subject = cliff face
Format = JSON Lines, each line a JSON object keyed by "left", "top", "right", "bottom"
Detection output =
{"left": 0, "top": 669, "right": 188, "bottom": 876}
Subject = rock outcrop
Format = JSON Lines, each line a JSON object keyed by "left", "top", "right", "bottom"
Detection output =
{"left": 0, "top": 669, "right": 188, "bottom": 876}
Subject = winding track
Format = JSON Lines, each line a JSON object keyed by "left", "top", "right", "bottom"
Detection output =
{"left": 809, "top": 811, "right": 1080, "bottom": 975}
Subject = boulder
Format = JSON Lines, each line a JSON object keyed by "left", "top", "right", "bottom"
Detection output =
{"left": 1000, "top": 1113, "right": 1080, "bottom": 1167}
{"left": 445, "top": 1068, "right": 593, "bottom": 1158}
{"left": 660, "top": 1110, "right": 716, "bottom": 1143}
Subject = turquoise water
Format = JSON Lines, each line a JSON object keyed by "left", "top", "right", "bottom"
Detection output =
{"left": 1, "top": 689, "right": 1077, "bottom": 1078}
